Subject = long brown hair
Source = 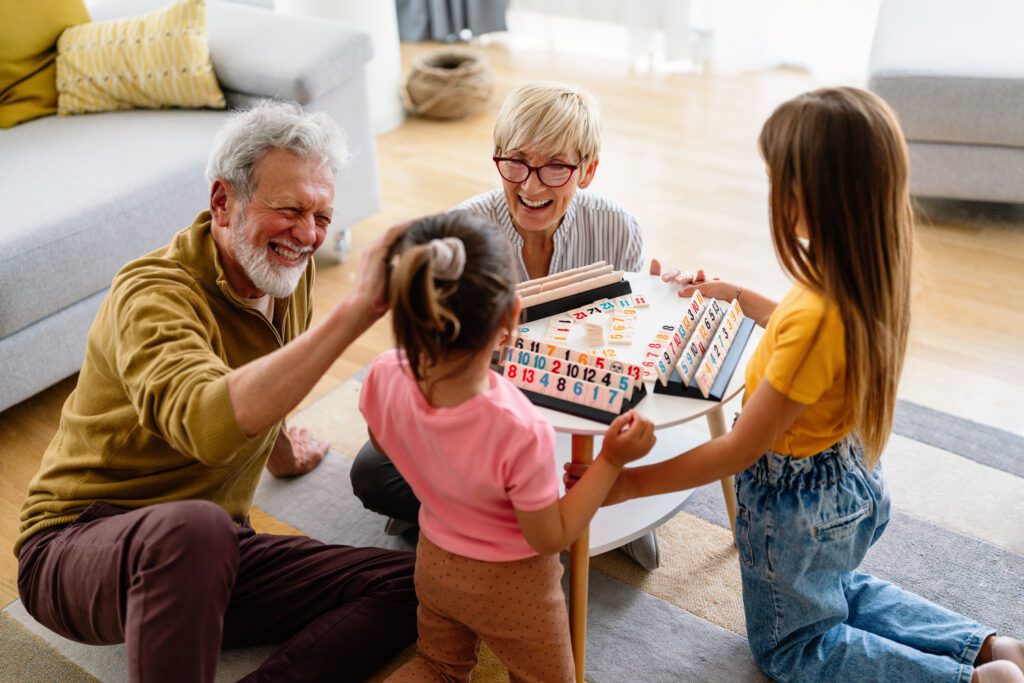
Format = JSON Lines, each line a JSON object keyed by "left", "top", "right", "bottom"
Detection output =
{"left": 389, "top": 212, "right": 518, "bottom": 386}
{"left": 758, "top": 87, "right": 913, "bottom": 468}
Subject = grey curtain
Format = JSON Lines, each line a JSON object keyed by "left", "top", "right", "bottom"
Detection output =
{"left": 396, "top": 0, "right": 508, "bottom": 42}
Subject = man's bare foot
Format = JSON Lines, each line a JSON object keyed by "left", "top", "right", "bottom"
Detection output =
{"left": 267, "top": 426, "right": 329, "bottom": 478}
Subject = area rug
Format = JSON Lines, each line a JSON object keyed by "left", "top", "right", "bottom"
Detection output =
{"left": 3, "top": 375, "right": 1022, "bottom": 682}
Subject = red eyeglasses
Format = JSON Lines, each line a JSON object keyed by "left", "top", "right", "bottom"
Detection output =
{"left": 492, "top": 156, "right": 581, "bottom": 188}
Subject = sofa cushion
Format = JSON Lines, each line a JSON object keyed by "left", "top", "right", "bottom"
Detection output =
{"left": 87, "top": 0, "right": 374, "bottom": 105}
{"left": 56, "top": 0, "right": 225, "bottom": 115}
{"left": 0, "top": 109, "right": 225, "bottom": 339}
{"left": 0, "top": 0, "right": 91, "bottom": 128}
{"left": 868, "top": 0, "right": 1024, "bottom": 148}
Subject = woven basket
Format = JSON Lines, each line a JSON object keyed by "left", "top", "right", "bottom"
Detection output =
{"left": 402, "top": 49, "right": 494, "bottom": 120}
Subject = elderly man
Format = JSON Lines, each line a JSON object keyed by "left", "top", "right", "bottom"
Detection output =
{"left": 15, "top": 101, "right": 416, "bottom": 682}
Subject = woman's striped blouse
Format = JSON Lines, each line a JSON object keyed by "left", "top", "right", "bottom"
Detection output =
{"left": 454, "top": 188, "right": 645, "bottom": 283}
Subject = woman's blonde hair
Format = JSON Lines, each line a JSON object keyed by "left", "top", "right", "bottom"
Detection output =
{"left": 389, "top": 213, "right": 518, "bottom": 386}
{"left": 493, "top": 81, "right": 601, "bottom": 178}
{"left": 758, "top": 87, "right": 913, "bottom": 469}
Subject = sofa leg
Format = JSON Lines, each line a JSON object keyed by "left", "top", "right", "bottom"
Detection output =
{"left": 318, "top": 225, "right": 352, "bottom": 263}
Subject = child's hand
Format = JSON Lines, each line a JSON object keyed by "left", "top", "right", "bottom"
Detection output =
{"left": 600, "top": 411, "right": 656, "bottom": 468}
{"left": 563, "top": 461, "right": 587, "bottom": 490}
{"left": 603, "top": 471, "right": 635, "bottom": 506}
{"left": 562, "top": 461, "right": 635, "bottom": 506}
{"left": 677, "top": 279, "right": 742, "bottom": 302}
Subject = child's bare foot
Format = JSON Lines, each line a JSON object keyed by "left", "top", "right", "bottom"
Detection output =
{"left": 974, "top": 661, "right": 1024, "bottom": 683}
{"left": 992, "top": 637, "right": 1024, "bottom": 673}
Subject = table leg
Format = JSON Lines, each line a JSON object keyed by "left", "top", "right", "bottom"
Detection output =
{"left": 706, "top": 405, "right": 737, "bottom": 536}
{"left": 569, "top": 433, "right": 593, "bottom": 683}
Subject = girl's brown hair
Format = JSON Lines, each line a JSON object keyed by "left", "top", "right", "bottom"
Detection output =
{"left": 758, "top": 87, "right": 913, "bottom": 468}
{"left": 389, "top": 212, "right": 518, "bottom": 386}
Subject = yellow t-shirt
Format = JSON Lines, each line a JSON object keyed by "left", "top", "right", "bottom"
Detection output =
{"left": 743, "top": 285, "right": 852, "bottom": 458}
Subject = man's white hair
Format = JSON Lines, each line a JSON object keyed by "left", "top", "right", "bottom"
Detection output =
{"left": 205, "top": 99, "right": 349, "bottom": 200}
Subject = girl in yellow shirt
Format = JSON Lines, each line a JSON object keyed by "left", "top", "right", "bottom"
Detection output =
{"left": 571, "top": 87, "right": 1024, "bottom": 683}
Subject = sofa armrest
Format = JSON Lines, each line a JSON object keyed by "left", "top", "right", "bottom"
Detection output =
{"left": 208, "top": 3, "right": 373, "bottom": 104}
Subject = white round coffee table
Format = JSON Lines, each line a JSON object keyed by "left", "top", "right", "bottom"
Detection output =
{"left": 519, "top": 272, "right": 761, "bottom": 682}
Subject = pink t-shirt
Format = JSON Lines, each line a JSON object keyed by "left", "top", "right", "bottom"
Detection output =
{"left": 359, "top": 350, "right": 560, "bottom": 562}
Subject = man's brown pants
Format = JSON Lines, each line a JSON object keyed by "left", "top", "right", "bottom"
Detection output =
{"left": 17, "top": 500, "right": 418, "bottom": 682}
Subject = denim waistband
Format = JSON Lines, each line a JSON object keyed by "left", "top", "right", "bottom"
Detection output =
{"left": 745, "top": 438, "right": 864, "bottom": 489}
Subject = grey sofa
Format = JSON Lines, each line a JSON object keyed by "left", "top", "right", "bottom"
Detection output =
{"left": 0, "top": 0, "right": 381, "bottom": 413}
{"left": 868, "top": 0, "right": 1024, "bottom": 203}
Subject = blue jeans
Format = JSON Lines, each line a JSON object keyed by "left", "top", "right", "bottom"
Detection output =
{"left": 735, "top": 439, "right": 994, "bottom": 682}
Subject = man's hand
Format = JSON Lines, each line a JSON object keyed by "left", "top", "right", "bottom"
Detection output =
{"left": 266, "top": 425, "right": 329, "bottom": 478}
{"left": 227, "top": 221, "right": 418, "bottom": 438}
{"left": 349, "top": 220, "right": 416, "bottom": 328}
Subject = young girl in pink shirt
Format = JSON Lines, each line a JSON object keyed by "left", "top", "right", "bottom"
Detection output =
{"left": 359, "top": 212, "right": 655, "bottom": 682}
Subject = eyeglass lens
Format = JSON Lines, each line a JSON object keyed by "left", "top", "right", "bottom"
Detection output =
{"left": 497, "top": 159, "right": 574, "bottom": 187}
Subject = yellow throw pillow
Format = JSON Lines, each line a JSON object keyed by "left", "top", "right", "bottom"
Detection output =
{"left": 56, "top": 0, "right": 226, "bottom": 115}
{"left": 0, "top": 0, "right": 92, "bottom": 128}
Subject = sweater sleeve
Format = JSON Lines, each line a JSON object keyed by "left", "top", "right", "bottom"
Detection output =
{"left": 111, "top": 280, "right": 249, "bottom": 466}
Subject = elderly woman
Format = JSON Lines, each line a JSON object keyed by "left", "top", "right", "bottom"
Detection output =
{"left": 350, "top": 82, "right": 660, "bottom": 568}
{"left": 458, "top": 80, "right": 644, "bottom": 281}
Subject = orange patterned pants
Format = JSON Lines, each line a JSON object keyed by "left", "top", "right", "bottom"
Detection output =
{"left": 387, "top": 532, "right": 575, "bottom": 683}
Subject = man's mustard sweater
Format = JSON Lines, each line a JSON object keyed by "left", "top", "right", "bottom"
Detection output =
{"left": 16, "top": 212, "right": 313, "bottom": 556}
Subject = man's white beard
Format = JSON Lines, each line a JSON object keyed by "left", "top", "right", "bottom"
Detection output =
{"left": 233, "top": 217, "right": 310, "bottom": 298}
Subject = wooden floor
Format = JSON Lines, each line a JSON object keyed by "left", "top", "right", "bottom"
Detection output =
{"left": 2, "top": 40, "right": 1022, "bottom": 606}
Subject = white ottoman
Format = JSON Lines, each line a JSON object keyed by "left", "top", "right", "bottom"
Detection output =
{"left": 868, "top": 0, "right": 1024, "bottom": 203}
